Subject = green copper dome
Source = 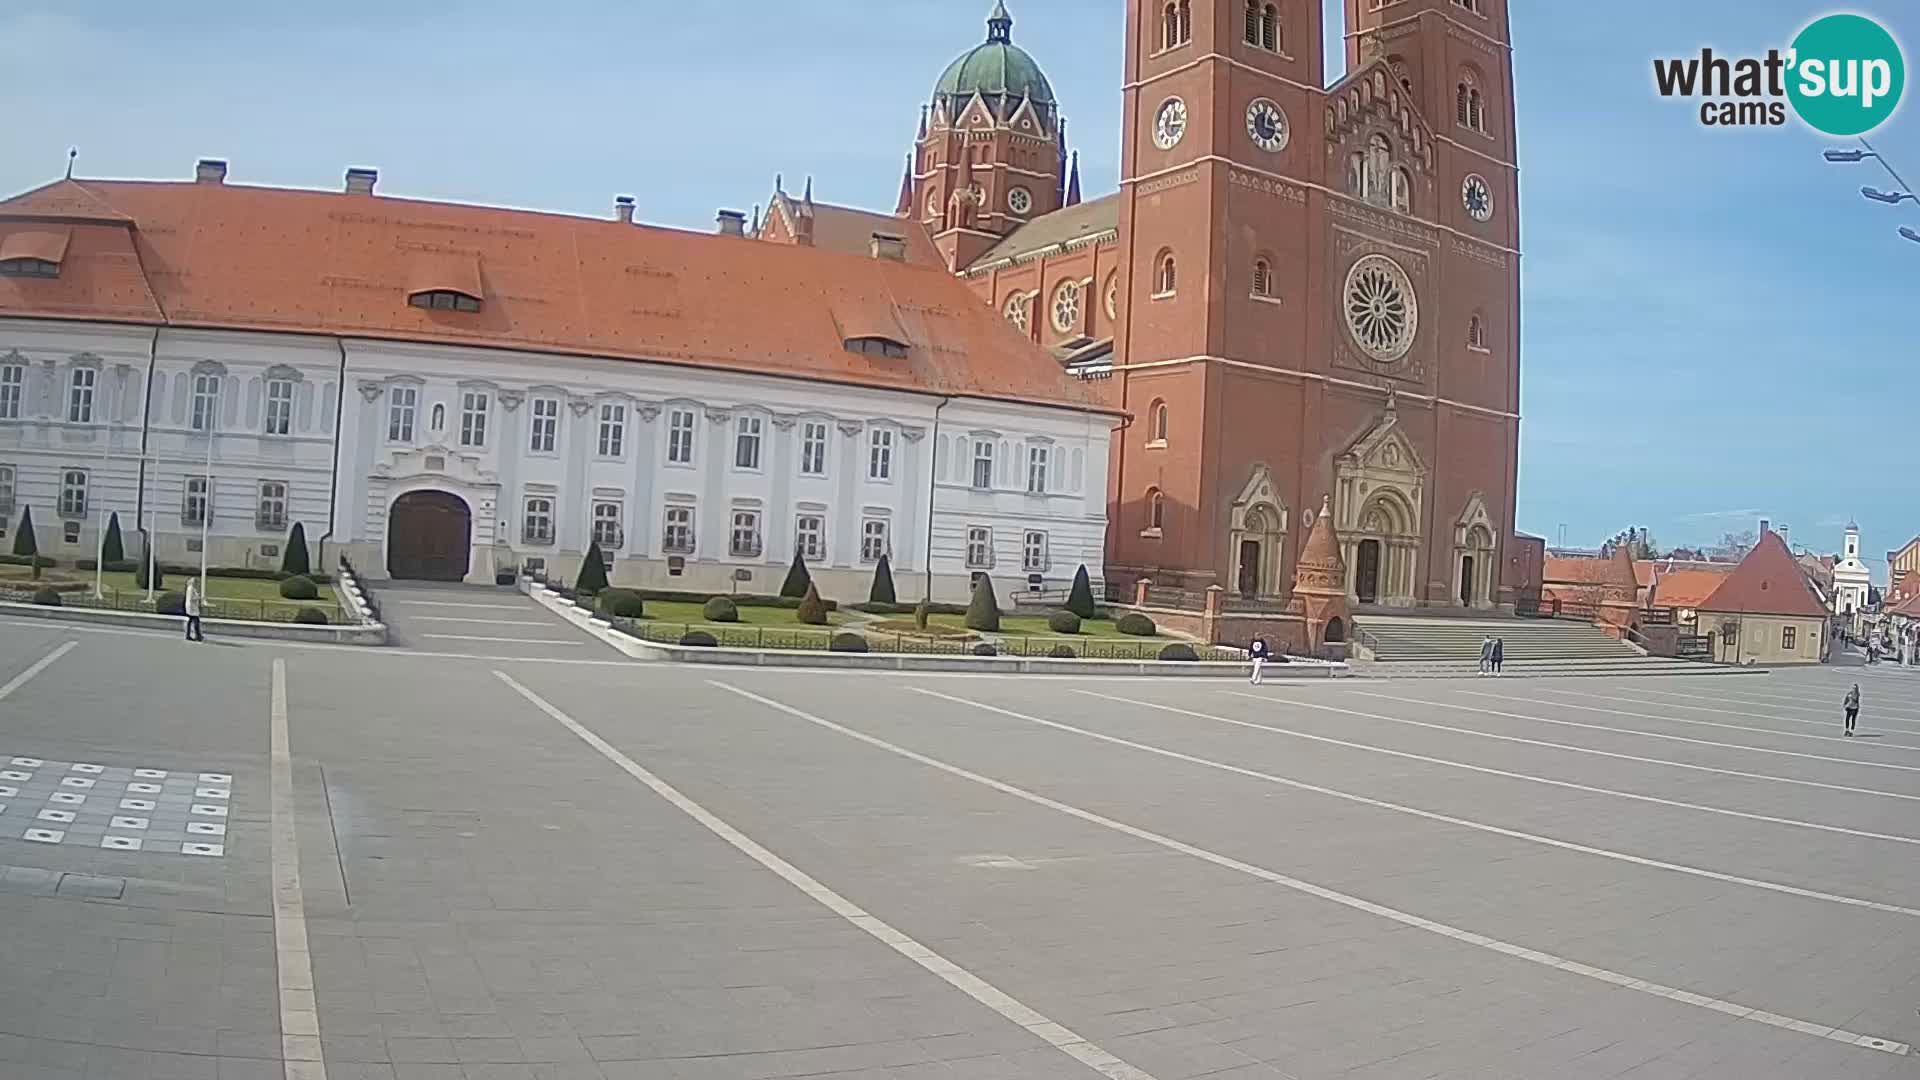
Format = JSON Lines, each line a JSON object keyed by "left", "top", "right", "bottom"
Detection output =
{"left": 933, "top": 2, "right": 1056, "bottom": 109}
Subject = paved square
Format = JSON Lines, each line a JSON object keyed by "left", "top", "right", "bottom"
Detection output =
{"left": 0, "top": 752, "right": 232, "bottom": 856}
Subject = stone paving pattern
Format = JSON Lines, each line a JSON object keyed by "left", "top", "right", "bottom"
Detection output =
{"left": 0, "top": 585, "right": 1912, "bottom": 1078}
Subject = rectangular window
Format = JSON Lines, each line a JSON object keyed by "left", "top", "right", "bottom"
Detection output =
{"left": 730, "top": 510, "right": 762, "bottom": 557}
{"left": 460, "top": 391, "right": 488, "bottom": 448}
{"left": 971, "top": 440, "right": 994, "bottom": 490}
{"left": 529, "top": 397, "right": 559, "bottom": 453}
{"left": 591, "top": 501, "right": 624, "bottom": 549}
{"left": 795, "top": 514, "right": 826, "bottom": 562}
{"left": 868, "top": 428, "right": 893, "bottom": 480}
{"left": 1783, "top": 626, "right": 1797, "bottom": 651}
{"left": 387, "top": 386, "right": 417, "bottom": 442}
{"left": 265, "top": 379, "right": 295, "bottom": 435}
{"left": 667, "top": 409, "right": 696, "bottom": 464}
{"left": 966, "top": 526, "right": 993, "bottom": 569}
{"left": 663, "top": 505, "right": 695, "bottom": 553}
{"left": 522, "top": 497, "right": 555, "bottom": 545}
{"left": 1027, "top": 445, "right": 1050, "bottom": 495}
{"left": 860, "top": 519, "right": 889, "bottom": 563}
{"left": 734, "top": 416, "right": 763, "bottom": 470}
{"left": 257, "top": 481, "right": 287, "bottom": 530}
{"left": 0, "top": 365, "right": 23, "bottom": 420}
{"left": 0, "top": 465, "right": 13, "bottom": 514}
{"left": 800, "top": 421, "right": 828, "bottom": 476}
{"left": 598, "top": 403, "right": 626, "bottom": 457}
{"left": 1023, "top": 530, "right": 1048, "bottom": 572}
{"left": 191, "top": 372, "right": 220, "bottom": 433}
{"left": 182, "top": 476, "right": 210, "bottom": 526}
{"left": 68, "top": 368, "right": 95, "bottom": 424}
{"left": 58, "top": 469, "right": 88, "bottom": 518}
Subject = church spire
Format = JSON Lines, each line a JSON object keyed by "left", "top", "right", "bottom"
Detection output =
{"left": 894, "top": 153, "right": 914, "bottom": 215}
{"left": 1065, "top": 152, "right": 1081, "bottom": 207}
{"left": 986, "top": 1, "right": 1013, "bottom": 44}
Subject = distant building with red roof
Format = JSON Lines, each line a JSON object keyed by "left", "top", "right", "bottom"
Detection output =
{"left": 1694, "top": 530, "right": 1830, "bottom": 664}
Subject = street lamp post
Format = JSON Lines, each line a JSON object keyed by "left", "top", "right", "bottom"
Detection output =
{"left": 1823, "top": 138, "right": 1920, "bottom": 242}
{"left": 199, "top": 428, "right": 213, "bottom": 595}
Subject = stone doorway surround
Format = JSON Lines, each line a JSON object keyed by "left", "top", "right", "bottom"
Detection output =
{"left": 1334, "top": 397, "right": 1424, "bottom": 607}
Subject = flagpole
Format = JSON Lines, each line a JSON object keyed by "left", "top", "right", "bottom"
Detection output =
{"left": 94, "top": 420, "right": 109, "bottom": 599}
{"left": 199, "top": 428, "right": 213, "bottom": 594}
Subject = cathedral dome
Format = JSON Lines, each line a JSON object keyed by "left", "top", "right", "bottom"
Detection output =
{"left": 933, "top": 3, "right": 1056, "bottom": 111}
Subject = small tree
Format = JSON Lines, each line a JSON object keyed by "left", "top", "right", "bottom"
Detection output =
{"left": 281, "top": 522, "right": 311, "bottom": 577}
{"left": 869, "top": 554, "right": 897, "bottom": 606}
{"left": 12, "top": 506, "right": 37, "bottom": 580}
{"left": 781, "top": 551, "right": 813, "bottom": 599}
{"left": 796, "top": 582, "right": 829, "bottom": 625}
{"left": 575, "top": 542, "right": 609, "bottom": 595}
{"left": 914, "top": 598, "right": 930, "bottom": 631}
{"left": 1066, "top": 564, "right": 1096, "bottom": 619}
{"left": 101, "top": 512, "right": 125, "bottom": 565}
{"left": 965, "top": 575, "right": 1002, "bottom": 632}
{"left": 135, "top": 540, "right": 163, "bottom": 590}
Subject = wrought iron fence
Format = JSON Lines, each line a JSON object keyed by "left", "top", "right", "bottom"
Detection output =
{"left": 0, "top": 584, "right": 340, "bottom": 625}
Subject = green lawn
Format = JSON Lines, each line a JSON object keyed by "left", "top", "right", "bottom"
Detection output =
{"left": 639, "top": 599, "right": 848, "bottom": 629}
{"left": 923, "top": 613, "right": 1154, "bottom": 640}
{"left": 0, "top": 566, "right": 341, "bottom": 617}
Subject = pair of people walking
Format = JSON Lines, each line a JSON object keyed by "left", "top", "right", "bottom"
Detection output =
{"left": 1478, "top": 635, "right": 1505, "bottom": 675}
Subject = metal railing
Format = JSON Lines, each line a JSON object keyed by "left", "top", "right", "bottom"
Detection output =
{"left": 606, "top": 617, "right": 1239, "bottom": 661}
{"left": 0, "top": 584, "right": 340, "bottom": 624}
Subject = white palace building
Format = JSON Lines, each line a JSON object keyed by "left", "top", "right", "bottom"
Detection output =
{"left": 0, "top": 162, "right": 1115, "bottom": 601}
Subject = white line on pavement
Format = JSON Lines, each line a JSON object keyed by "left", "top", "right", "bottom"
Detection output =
{"left": 410, "top": 616, "right": 553, "bottom": 627}
{"left": 392, "top": 600, "right": 534, "bottom": 610}
{"left": 419, "top": 634, "right": 581, "bottom": 646}
{"left": 1462, "top": 688, "right": 1920, "bottom": 753}
{"left": 0, "top": 640, "right": 77, "bottom": 701}
{"left": 715, "top": 680, "right": 1908, "bottom": 1058}
{"left": 0, "top": 617, "right": 636, "bottom": 665}
{"left": 1373, "top": 691, "right": 1920, "bottom": 776}
{"left": 270, "top": 660, "right": 326, "bottom": 1080}
{"left": 1624, "top": 684, "right": 1920, "bottom": 728}
{"left": 497, "top": 672, "right": 1159, "bottom": 1080}
{"left": 1537, "top": 687, "right": 1920, "bottom": 743}
{"left": 1229, "top": 692, "right": 1920, "bottom": 804}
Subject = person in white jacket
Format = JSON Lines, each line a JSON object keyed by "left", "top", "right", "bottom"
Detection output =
{"left": 184, "top": 579, "right": 204, "bottom": 643}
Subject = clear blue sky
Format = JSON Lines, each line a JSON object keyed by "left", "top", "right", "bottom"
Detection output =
{"left": 2, "top": 1, "right": 1912, "bottom": 577}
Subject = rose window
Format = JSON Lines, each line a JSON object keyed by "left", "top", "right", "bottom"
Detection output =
{"left": 1343, "top": 254, "right": 1418, "bottom": 362}
{"left": 1004, "top": 292, "right": 1030, "bottom": 332}
{"left": 1051, "top": 281, "right": 1083, "bottom": 334}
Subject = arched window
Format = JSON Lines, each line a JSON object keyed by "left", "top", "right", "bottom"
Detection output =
{"left": 1147, "top": 488, "right": 1166, "bottom": 532}
{"left": 1178, "top": 0, "right": 1192, "bottom": 44}
{"left": 1456, "top": 80, "right": 1471, "bottom": 127}
{"left": 1261, "top": 4, "right": 1280, "bottom": 52}
{"left": 1347, "top": 151, "right": 1365, "bottom": 197}
{"left": 1469, "top": 89, "right": 1486, "bottom": 133}
{"left": 1154, "top": 250, "right": 1177, "bottom": 296}
{"left": 1467, "top": 312, "right": 1486, "bottom": 350}
{"left": 1149, "top": 400, "right": 1170, "bottom": 443}
{"left": 1363, "top": 133, "right": 1391, "bottom": 205}
{"left": 430, "top": 403, "right": 446, "bottom": 431}
{"left": 1251, "top": 258, "right": 1273, "bottom": 298}
{"left": 1003, "top": 291, "right": 1030, "bottom": 333}
{"left": 1162, "top": 0, "right": 1191, "bottom": 48}
{"left": 1244, "top": 0, "right": 1260, "bottom": 46}
{"left": 1390, "top": 167, "right": 1411, "bottom": 214}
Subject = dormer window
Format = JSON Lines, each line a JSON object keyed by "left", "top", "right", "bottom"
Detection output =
{"left": 0, "top": 229, "right": 70, "bottom": 278}
{"left": 0, "top": 258, "right": 59, "bottom": 279}
{"left": 846, "top": 336, "right": 909, "bottom": 359}
{"left": 408, "top": 289, "right": 481, "bottom": 313}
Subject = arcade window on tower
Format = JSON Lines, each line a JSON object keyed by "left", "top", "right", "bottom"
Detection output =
{"left": 1252, "top": 258, "right": 1273, "bottom": 298}
{"left": 1243, "top": 1, "right": 1281, "bottom": 52}
{"left": 1161, "top": 0, "right": 1191, "bottom": 50}
{"left": 1153, "top": 251, "right": 1177, "bottom": 297}
{"left": 1452, "top": 0, "right": 1484, "bottom": 13}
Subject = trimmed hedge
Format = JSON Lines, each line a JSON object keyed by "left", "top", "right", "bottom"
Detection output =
{"left": 278, "top": 575, "right": 320, "bottom": 601}
{"left": 1115, "top": 612, "right": 1157, "bottom": 637}
{"left": 679, "top": 630, "right": 719, "bottom": 647}
{"left": 1046, "top": 610, "right": 1082, "bottom": 635}
{"left": 72, "top": 560, "right": 140, "bottom": 573}
{"left": 31, "top": 587, "right": 61, "bottom": 607}
{"left": 830, "top": 632, "right": 870, "bottom": 653}
{"left": 972, "top": 642, "right": 999, "bottom": 657}
{"left": 847, "top": 600, "right": 966, "bottom": 616}
{"left": 1157, "top": 643, "right": 1199, "bottom": 662}
{"left": 598, "top": 589, "right": 645, "bottom": 618}
{"left": 293, "top": 607, "right": 330, "bottom": 626}
{"left": 1066, "top": 565, "right": 1096, "bottom": 619}
{"left": 796, "top": 583, "right": 829, "bottom": 626}
{"left": 155, "top": 591, "right": 187, "bottom": 616}
{"left": 613, "top": 588, "right": 837, "bottom": 612}
{"left": 0, "top": 554, "right": 56, "bottom": 569}
{"left": 1048, "top": 644, "right": 1077, "bottom": 658}
{"left": 965, "top": 576, "right": 1001, "bottom": 632}
{"left": 702, "top": 596, "right": 740, "bottom": 623}
{"left": 868, "top": 554, "right": 896, "bottom": 606}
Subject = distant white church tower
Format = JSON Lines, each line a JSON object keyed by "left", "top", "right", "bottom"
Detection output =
{"left": 1833, "top": 521, "right": 1872, "bottom": 622}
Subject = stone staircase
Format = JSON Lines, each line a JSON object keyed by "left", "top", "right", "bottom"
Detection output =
{"left": 1351, "top": 614, "right": 1737, "bottom": 678}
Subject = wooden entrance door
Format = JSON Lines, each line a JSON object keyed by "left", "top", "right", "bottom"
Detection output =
{"left": 1459, "top": 555, "right": 1476, "bottom": 606}
{"left": 1237, "top": 540, "right": 1262, "bottom": 598}
{"left": 387, "top": 491, "right": 472, "bottom": 582}
{"left": 1356, "top": 539, "right": 1382, "bottom": 604}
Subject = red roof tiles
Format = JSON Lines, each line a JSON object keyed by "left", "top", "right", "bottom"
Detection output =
{"left": 1697, "top": 531, "right": 1830, "bottom": 618}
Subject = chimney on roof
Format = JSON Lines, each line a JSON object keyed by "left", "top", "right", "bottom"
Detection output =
{"left": 716, "top": 210, "right": 747, "bottom": 237}
{"left": 1760, "top": 518, "right": 1771, "bottom": 536}
{"left": 614, "top": 195, "right": 636, "bottom": 224}
{"left": 194, "top": 158, "right": 228, "bottom": 184}
{"left": 870, "top": 233, "right": 907, "bottom": 262}
{"left": 344, "top": 168, "right": 378, "bottom": 196}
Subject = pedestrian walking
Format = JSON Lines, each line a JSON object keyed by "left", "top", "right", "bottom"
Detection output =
{"left": 184, "top": 579, "right": 204, "bottom": 643}
{"left": 1249, "top": 636, "right": 1270, "bottom": 685}
{"left": 1844, "top": 684, "right": 1860, "bottom": 737}
{"left": 1478, "top": 635, "right": 1494, "bottom": 676}
{"left": 1491, "top": 636, "right": 1506, "bottom": 675}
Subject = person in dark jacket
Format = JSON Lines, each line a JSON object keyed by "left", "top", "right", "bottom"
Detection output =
{"left": 1844, "top": 684, "right": 1860, "bottom": 736}
{"left": 1491, "top": 636, "right": 1506, "bottom": 675}
{"left": 1249, "top": 637, "right": 1271, "bottom": 685}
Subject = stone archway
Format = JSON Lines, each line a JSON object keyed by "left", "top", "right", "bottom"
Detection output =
{"left": 1227, "top": 465, "right": 1289, "bottom": 599}
{"left": 1334, "top": 397, "right": 1426, "bottom": 607}
{"left": 1452, "top": 492, "right": 1498, "bottom": 609}
{"left": 387, "top": 490, "right": 473, "bottom": 581}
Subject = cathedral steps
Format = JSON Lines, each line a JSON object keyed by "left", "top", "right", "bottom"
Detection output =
{"left": 1356, "top": 614, "right": 1659, "bottom": 664}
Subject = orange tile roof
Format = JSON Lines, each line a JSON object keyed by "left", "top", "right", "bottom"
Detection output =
{"left": 1646, "top": 569, "right": 1729, "bottom": 610}
{"left": 0, "top": 177, "right": 1108, "bottom": 414}
{"left": 763, "top": 191, "right": 944, "bottom": 269}
{"left": 0, "top": 228, "right": 71, "bottom": 264}
{"left": 1697, "top": 531, "right": 1830, "bottom": 618}
{"left": 1544, "top": 552, "right": 1637, "bottom": 588}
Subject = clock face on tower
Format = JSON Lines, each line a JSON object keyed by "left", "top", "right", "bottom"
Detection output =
{"left": 1153, "top": 98, "right": 1188, "bottom": 150}
{"left": 1246, "top": 98, "right": 1289, "bottom": 152}
{"left": 1462, "top": 174, "right": 1494, "bottom": 222}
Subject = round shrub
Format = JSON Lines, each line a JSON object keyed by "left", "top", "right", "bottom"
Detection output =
{"left": 972, "top": 642, "right": 999, "bottom": 657}
{"left": 293, "top": 607, "right": 329, "bottom": 626}
{"left": 1157, "top": 643, "right": 1199, "bottom": 662}
{"left": 278, "top": 575, "right": 319, "bottom": 601}
{"left": 830, "top": 632, "right": 870, "bottom": 653}
{"left": 679, "top": 630, "right": 719, "bottom": 648}
{"left": 702, "top": 596, "right": 740, "bottom": 623}
{"left": 155, "top": 591, "right": 187, "bottom": 616}
{"left": 1115, "top": 612, "right": 1157, "bottom": 637}
{"left": 1048, "top": 644, "right": 1077, "bottom": 658}
{"left": 1047, "top": 610, "right": 1082, "bottom": 635}
{"left": 31, "top": 587, "right": 61, "bottom": 607}
{"left": 598, "top": 589, "right": 645, "bottom": 619}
